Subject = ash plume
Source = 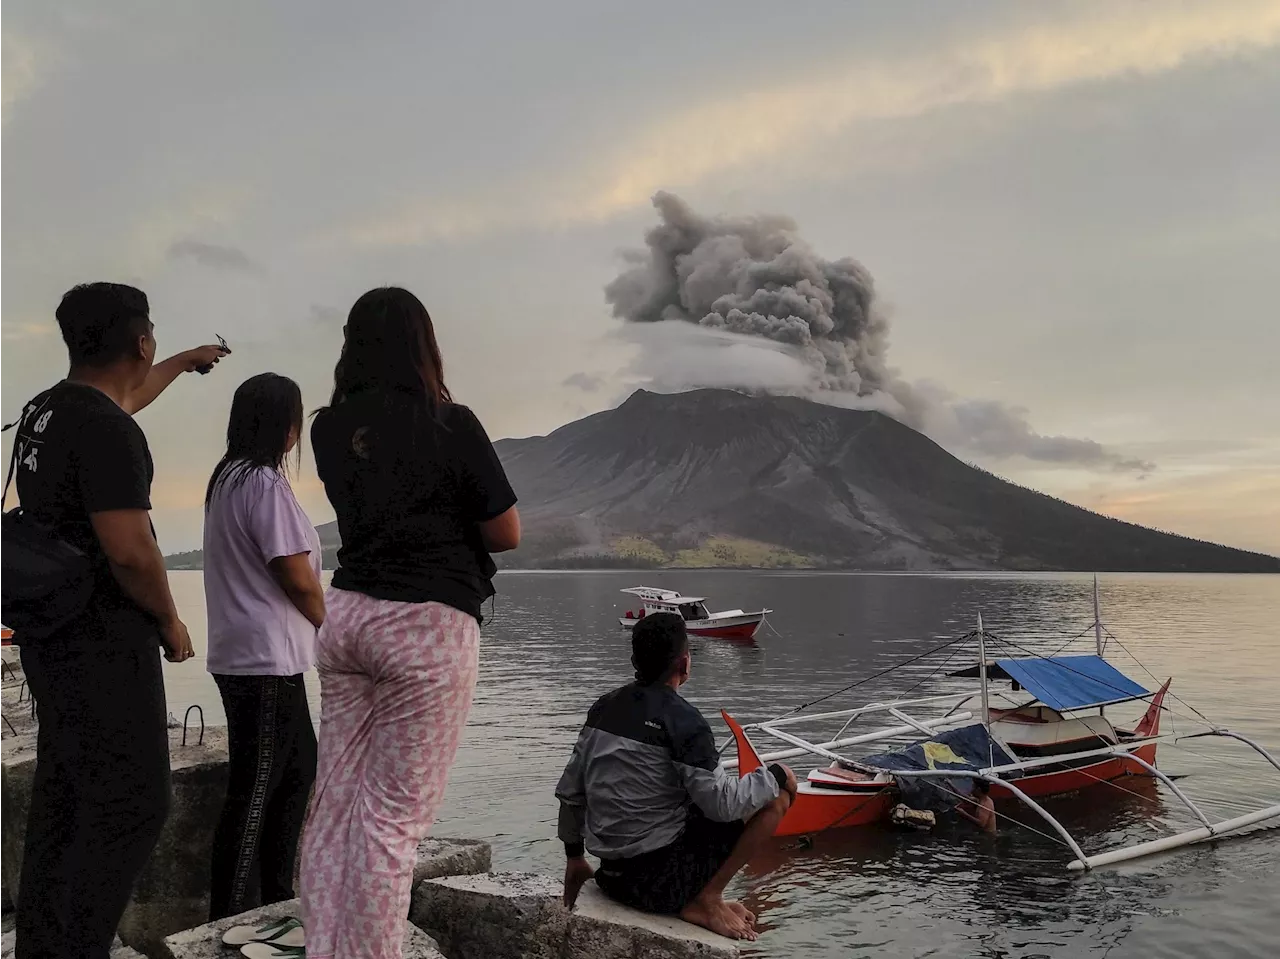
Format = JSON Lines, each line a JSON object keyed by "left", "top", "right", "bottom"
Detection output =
{"left": 604, "top": 192, "right": 1152, "bottom": 473}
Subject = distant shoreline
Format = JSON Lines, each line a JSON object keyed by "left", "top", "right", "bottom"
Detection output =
{"left": 165, "top": 561, "right": 1279, "bottom": 575}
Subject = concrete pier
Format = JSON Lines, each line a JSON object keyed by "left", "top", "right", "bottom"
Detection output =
{"left": 2, "top": 710, "right": 230, "bottom": 954}
{"left": 3, "top": 656, "right": 749, "bottom": 959}
{"left": 410, "top": 872, "right": 741, "bottom": 959}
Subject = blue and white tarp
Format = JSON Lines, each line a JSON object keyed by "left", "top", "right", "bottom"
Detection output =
{"left": 861, "top": 724, "right": 1016, "bottom": 812}
{"left": 997, "top": 655, "right": 1149, "bottom": 711}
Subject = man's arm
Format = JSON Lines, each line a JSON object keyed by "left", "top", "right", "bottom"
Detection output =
{"left": 954, "top": 803, "right": 980, "bottom": 825}
{"left": 90, "top": 509, "right": 192, "bottom": 662}
{"left": 555, "top": 729, "right": 594, "bottom": 908}
{"left": 673, "top": 714, "right": 782, "bottom": 822}
{"left": 78, "top": 412, "right": 191, "bottom": 661}
{"left": 555, "top": 733, "right": 589, "bottom": 858}
{"left": 126, "top": 345, "right": 229, "bottom": 414}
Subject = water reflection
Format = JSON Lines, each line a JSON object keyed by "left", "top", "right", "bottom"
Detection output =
{"left": 162, "top": 570, "right": 1280, "bottom": 958}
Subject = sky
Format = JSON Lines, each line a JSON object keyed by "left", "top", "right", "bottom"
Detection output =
{"left": 3, "top": 0, "right": 1279, "bottom": 556}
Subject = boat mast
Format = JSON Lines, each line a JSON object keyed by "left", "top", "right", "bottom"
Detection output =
{"left": 978, "top": 611, "right": 993, "bottom": 766}
{"left": 1093, "top": 575, "right": 1106, "bottom": 718}
{"left": 1093, "top": 574, "right": 1104, "bottom": 657}
{"left": 977, "top": 612, "right": 990, "bottom": 726}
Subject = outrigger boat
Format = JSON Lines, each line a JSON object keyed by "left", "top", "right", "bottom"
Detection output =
{"left": 619, "top": 587, "right": 771, "bottom": 641}
{"left": 723, "top": 581, "right": 1280, "bottom": 871}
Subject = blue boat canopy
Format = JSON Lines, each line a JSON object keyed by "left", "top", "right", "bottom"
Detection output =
{"left": 996, "top": 655, "right": 1149, "bottom": 711}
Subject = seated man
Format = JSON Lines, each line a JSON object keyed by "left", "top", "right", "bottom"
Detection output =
{"left": 555, "top": 613, "right": 796, "bottom": 941}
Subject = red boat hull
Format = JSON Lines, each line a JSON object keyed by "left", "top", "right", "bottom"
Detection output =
{"left": 724, "top": 682, "right": 1171, "bottom": 838}
{"left": 687, "top": 620, "right": 763, "bottom": 640}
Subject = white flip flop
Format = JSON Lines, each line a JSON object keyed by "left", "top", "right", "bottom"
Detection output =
{"left": 240, "top": 944, "right": 305, "bottom": 959}
{"left": 220, "top": 916, "right": 305, "bottom": 949}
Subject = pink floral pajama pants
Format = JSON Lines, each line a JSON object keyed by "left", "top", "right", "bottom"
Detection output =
{"left": 299, "top": 589, "right": 479, "bottom": 959}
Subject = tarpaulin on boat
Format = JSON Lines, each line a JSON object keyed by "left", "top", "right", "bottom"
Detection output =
{"left": 996, "top": 655, "right": 1149, "bottom": 711}
{"left": 860, "top": 724, "right": 1015, "bottom": 812}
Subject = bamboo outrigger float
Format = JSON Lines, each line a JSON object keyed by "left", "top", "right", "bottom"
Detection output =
{"left": 722, "top": 579, "right": 1280, "bottom": 871}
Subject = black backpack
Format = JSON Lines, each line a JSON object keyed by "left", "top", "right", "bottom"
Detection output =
{"left": 1, "top": 413, "right": 94, "bottom": 639}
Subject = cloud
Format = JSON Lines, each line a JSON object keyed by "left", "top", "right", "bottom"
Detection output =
{"left": 1065, "top": 463, "right": 1280, "bottom": 554}
{"left": 1, "top": 319, "right": 56, "bottom": 343}
{"left": 339, "top": 0, "right": 1280, "bottom": 245}
{"left": 308, "top": 304, "right": 345, "bottom": 327}
{"left": 908, "top": 386, "right": 1156, "bottom": 473}
{"left": 562, "top": 371, "right": 605, "bottom": 392}
{"left": 2, "top": 32, "right": 51, "bottom": 122}
{"left": 166, "top": 239, "right": 265, "bottom": 275}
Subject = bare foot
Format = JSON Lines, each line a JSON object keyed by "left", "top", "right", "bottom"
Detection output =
{"left": 727, "top": 900, "right": 756, "bottom": 925}
{"left": 681, "top": 895, "right": 757, "bottom": 941}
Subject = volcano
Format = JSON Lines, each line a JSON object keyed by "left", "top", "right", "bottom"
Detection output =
{"left": 172, "top": 389, "right": 1277, "bottom": 572}
{"left": 336, "top": 389, "right": 1280, "bottom": 571}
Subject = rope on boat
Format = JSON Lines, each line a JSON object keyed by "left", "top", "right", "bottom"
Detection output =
{"left": 985, "top": 631, "right": 1219, "bottom": 735}
{"left": 772, "top": 630, "right": 980, "bottom": 721}
{"left": 1100, "top": 628, "right": 1219, "bottom": 730}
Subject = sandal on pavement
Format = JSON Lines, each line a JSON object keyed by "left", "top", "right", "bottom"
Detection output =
{"left": 221, "top": 916, "right": 305, "bottom": 949}
{"left": 240, "top": 943, "right": 306, "bottom": 959}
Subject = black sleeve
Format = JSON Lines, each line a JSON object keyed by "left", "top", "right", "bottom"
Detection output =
{"left": 77, "top": 414, "right": 152, "bottom": 513}
{"left": 452, "top": 406, "right": 517, "bottom": 522}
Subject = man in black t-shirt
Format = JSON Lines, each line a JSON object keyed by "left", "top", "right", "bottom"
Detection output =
{"left": 10, "top": 282, "right": 228, "bottom": 959}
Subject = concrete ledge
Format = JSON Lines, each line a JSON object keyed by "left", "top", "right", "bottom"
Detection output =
{"left": 413, "top": 837, "right": 492, "bottom": 884}
{"left": 2, "top": 722, "right": 231, "bottom": 956}
{"left": 158, "top": 898, "right": 444, "bottom": 959}
{"left": 411, "top": 872, "right": 567, "bottom": 959}
{"left": 0, "top": 930, "right": 144, "bottom": 958}
{"left": 567, "top": 881, "right": 740, "bottom": 959}
{"left": 125, "top": 727, "right": 232, "bottom": 953}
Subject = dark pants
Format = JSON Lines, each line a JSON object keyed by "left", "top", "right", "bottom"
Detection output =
{"left": 16, "top": 642, "right": 172, "bottom": 959}
{"left": 209, "top": 673, "right": 317, "bottom": 920}
{"left": 596, "top": 813, "right": 746, "bottom": 915}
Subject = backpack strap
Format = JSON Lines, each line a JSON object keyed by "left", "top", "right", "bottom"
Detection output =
{"left": 2, "top": 416, "right": 19, "bottom": 511}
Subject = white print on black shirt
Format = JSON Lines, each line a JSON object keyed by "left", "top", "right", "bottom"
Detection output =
{"left": 17, "top": 397, "right": 54, "bottom": 475}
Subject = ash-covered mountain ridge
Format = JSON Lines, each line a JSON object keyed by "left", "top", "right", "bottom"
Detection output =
{"left": 486, "top": 389, "right": 1276, "bottom": 571}
{"left": 167, "top": 389, "right": 1278, "bottom": 572}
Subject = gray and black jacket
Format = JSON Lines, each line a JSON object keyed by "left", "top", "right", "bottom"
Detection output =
{"left": 556, "top": 682, "right": 781, "bottom": 860}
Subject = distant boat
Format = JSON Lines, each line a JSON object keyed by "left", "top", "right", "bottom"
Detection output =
{"left": 618, "top": 586, "right": 771, "bottom": 640}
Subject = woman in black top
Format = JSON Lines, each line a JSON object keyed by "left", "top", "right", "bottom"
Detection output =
{"left": 299, "top": 288, "right": 519, "bottom": 959}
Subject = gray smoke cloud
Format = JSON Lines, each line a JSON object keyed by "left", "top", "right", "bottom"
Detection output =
{"left": 308, "top": 303, "right": 345, "bottom": 326}
{"left": 167, "top": 239, "right": 265, "bottom": 275}
{"left": 604, "top": 192, "right": 1152, "bottom": 473}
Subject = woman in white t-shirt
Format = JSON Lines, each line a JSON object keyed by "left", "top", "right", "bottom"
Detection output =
{"left": 202, "top": 373, "right": 324, "bottom": 923}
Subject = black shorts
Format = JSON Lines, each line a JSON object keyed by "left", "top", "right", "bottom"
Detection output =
{"left": 595, "top": 815, "right": 746, "bottom": 915}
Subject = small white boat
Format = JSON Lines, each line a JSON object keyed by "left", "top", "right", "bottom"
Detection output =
{"left": 618, "top": 587, "right": 771, "bottom": 641}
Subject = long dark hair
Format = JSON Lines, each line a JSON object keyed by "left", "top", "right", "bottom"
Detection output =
{"left": 205, "top": 373, "right": 304, "bottom": 507}
{"left": 327, "top": 287, "right": 451, "bottom": 408}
